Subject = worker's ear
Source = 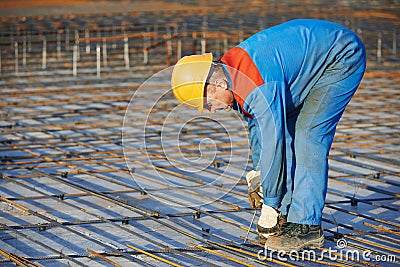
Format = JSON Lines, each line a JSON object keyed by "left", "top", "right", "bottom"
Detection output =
{"left": 215, "top": 79, "right": 228, "bottom": 90}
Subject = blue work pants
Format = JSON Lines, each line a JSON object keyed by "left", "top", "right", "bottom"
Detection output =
{"left": 280, "top": 52, "right": 366, "bottom": 225}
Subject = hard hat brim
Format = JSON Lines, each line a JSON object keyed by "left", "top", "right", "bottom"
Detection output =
{"left": 171, "top": 53, "right": 213, "bottom": 114}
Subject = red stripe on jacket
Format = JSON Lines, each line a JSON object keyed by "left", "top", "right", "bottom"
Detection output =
{"left": 221, "top": 47, "right": 264, "bottom": 119}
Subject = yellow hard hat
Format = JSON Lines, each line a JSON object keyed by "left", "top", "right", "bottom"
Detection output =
{"left": 171, "top": 53, "right": 213, "bottom": 114}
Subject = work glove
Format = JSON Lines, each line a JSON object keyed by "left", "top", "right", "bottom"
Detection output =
{"left": 246, "top": 170, "right": 263, "bottom": 209}
{"left": 257, "top": 204, "right": 281, "bottom": 239}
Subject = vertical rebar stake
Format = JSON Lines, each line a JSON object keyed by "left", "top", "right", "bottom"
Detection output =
{"left": 57, "top": 32, "right": 61, "bottom": 61}
{"left": 167, "top": 27, "right": 172, "bottom": 63}
{"left": 258, "top": 18, "right": 264, "bottom": 31}
{"left": 393, "top": 29, "right": 397, "bottom": 57}
{"left": 201, "top": 16, "right": 207, "bottom": 54}
{"left": 377, "top": 32, "right": 382, "bottom": 64}
{"left": 154, "top": 25, "right": 159, "bottom": 41}
{"left": 143, "top": 28, "right": 150, "bottom": 64}
{"left": 192, "top": 32, "right": 197, "bottom": 54}
{"left": 143, "top": 48, "right": 148, "bottom": 65}
{"left": 22, "top": 36, "right": 26, "bottom": 67}
{"left": 14, "top": 41, "right": 18, "bottom": 74}
{"left": 177, "top": 39, "right": 182, "bottom": 60}
{"left": 96, "top": 44, "right": 101, "bottom": 78}
{"left": 85, "top": 27, "right": 90, "bottom": 54}
{"left": 124, "top": 34, "right": 129, "bottom": 70}
{"left": 27, "top": 30, "right": 32, "bottom": 52}
{"left": 166, "top": 39, "right": 172, "bottom": 66}
{"left": 238, "top": 19, "right": 243, "bottom": 43}
{"left": 102, "top": 38, "right": 108, "bottom": 68}
{"left": 112, "top": 25, "right": 117, "bottom": 49}
{"left": 223, "top": 37, "right": 228, "bottom": 54}
{"left": 75, "top": 30, "right": 80, "bottom": 61}
{"left": 201, "top": 37, "right": 206, "bottom": 54}
{"left": 65, "top": 27, "right": 70, "bottom": 50}
{"left": 73, "top": 43, "right": 77, "bottom": 77}
{"left": 42, "top": 36, "right": 47, "bottom": 70}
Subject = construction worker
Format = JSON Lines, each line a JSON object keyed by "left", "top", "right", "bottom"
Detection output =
{"left": 171, "top": 19, "right": 366, "bottom": 251}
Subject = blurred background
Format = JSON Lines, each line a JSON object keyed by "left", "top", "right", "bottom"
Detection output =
{"left": 0, "top": 0, "right": 399, "bottom": 74}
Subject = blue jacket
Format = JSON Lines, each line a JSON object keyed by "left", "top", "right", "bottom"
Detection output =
{"left": 220, "top": 19, "right": 365, "bottom": 207}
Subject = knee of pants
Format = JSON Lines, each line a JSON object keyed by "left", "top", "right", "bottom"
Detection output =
{"left": 294, "top": 127, "right": 333, "bottom": 160}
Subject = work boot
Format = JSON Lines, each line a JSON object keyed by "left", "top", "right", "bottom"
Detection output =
{"left": 265, "top": 222, "right": 324, "bottom": 252}
{"left": 258, "top": 213, "right": 287, "bottom": 244}
{"left": 257, "top": 205, "right": 287, "bottom": 244}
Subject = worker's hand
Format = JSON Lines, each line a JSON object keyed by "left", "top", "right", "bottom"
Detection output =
{"left": 248, "top": 189, "right": 263, "bottom": 209}
{"left": 246, "top": 170, "right": 263, "bottom": 209}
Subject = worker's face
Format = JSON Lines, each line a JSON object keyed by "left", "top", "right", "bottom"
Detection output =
{"left": 204, "top": 79, "right": 234, "bottom": 114}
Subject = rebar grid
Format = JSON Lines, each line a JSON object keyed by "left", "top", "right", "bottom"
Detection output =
{"left": 1, "top": 1, "right": 400, "bottom": 266}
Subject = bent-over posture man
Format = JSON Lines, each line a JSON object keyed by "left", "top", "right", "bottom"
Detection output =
{"left": 171, "top": 19, "right": 366, "bottom": 251}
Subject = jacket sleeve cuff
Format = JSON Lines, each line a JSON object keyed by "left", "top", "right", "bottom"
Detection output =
{"left": 263, "top": 196, "right": 281, "bottom": 209}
